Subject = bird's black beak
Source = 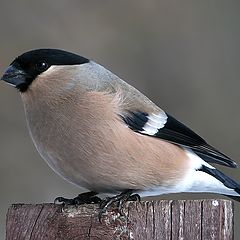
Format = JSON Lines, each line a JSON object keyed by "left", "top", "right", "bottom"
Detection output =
{"left": 1, "top": 64, "right": 27, "bottom": 88}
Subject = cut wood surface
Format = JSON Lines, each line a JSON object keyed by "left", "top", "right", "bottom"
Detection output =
{"left": 6, "top": 199, "right": 233, "bottom": 240}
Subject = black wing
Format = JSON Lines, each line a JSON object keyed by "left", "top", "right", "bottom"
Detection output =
{"left": 121, "top": 111, "right": 237, "bottom": 168}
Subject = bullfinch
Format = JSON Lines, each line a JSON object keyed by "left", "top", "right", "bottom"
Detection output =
{"left": 1, "top": 49, "right": 240, "bottom": 216}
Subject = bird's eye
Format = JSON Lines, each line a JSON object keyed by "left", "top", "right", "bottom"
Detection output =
{"left": 35, "top": 61, "right": 48, "bottom": 72}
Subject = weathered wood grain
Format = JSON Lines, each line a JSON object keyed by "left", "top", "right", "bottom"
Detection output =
{"left": 6, "top": 199, "right": 234, "bottom": 240}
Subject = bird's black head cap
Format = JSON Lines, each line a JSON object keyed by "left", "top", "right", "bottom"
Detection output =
{"left": 1, "top": 49, "right": 89, "bottom": 92}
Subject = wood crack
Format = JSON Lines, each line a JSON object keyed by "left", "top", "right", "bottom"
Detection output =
{"left": 29, "top": 205, "right": 44, "bottom": 240}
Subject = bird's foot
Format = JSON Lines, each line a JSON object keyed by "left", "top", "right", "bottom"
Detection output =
{"left": 54, "top": 191, "right": 101, "bottom": 205}
{"left": 98, "top": 190, "right": 140, "bottom": 222}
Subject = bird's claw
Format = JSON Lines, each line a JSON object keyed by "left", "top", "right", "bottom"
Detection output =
{"left": 98, "top": 190, "right": 140, "bottom": 222}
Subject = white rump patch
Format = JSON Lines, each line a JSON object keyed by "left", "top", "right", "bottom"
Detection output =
{"left": 139, "top": 170, "right": 237, "bottom": 197}
{"left": 139, "top": 149, "right": 239, "bottom": 197}
{"left": 185, "top": 149, "right": 215, "bottom": 170}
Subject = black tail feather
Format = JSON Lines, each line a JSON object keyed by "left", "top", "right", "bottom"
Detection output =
{"left": 199, "top": 165, "right": 240, "bottom": 195}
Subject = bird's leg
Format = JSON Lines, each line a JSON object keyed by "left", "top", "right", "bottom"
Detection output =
{"left": 98, "top": 190, "right": 140, "bottom": 221}
{"left": 54, "top": 191, "right": 101, "bottom": 205}
{"left": 127, "top": 193, "right": 141, "bottom": 202}
{"left": 117, "top": 193, "right": 141, "bottom": 215}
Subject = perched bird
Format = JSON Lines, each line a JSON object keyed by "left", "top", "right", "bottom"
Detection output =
{"left": 1, "top": 49, "right": 240, "bottom": 215}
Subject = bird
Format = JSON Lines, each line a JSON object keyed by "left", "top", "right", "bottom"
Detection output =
{"left": 1, "top": 49, "right": 240, "bottom": 217}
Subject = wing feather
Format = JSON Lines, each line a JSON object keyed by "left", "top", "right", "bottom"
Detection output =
{"left": 121, "top": 111, "right": 237, "bottom": 168}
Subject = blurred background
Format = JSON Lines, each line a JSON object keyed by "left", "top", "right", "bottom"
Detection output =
{"left": 0, "top": 0, "right": 240, "bottom": 239}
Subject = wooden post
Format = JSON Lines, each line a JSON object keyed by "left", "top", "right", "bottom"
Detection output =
{"left": 6, "top": 199, "right": 233, "bottom": 240}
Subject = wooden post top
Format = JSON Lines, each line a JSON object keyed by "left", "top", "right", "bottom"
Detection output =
{"left": 6, "top": 199, "right": 233, "bottom": 240}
